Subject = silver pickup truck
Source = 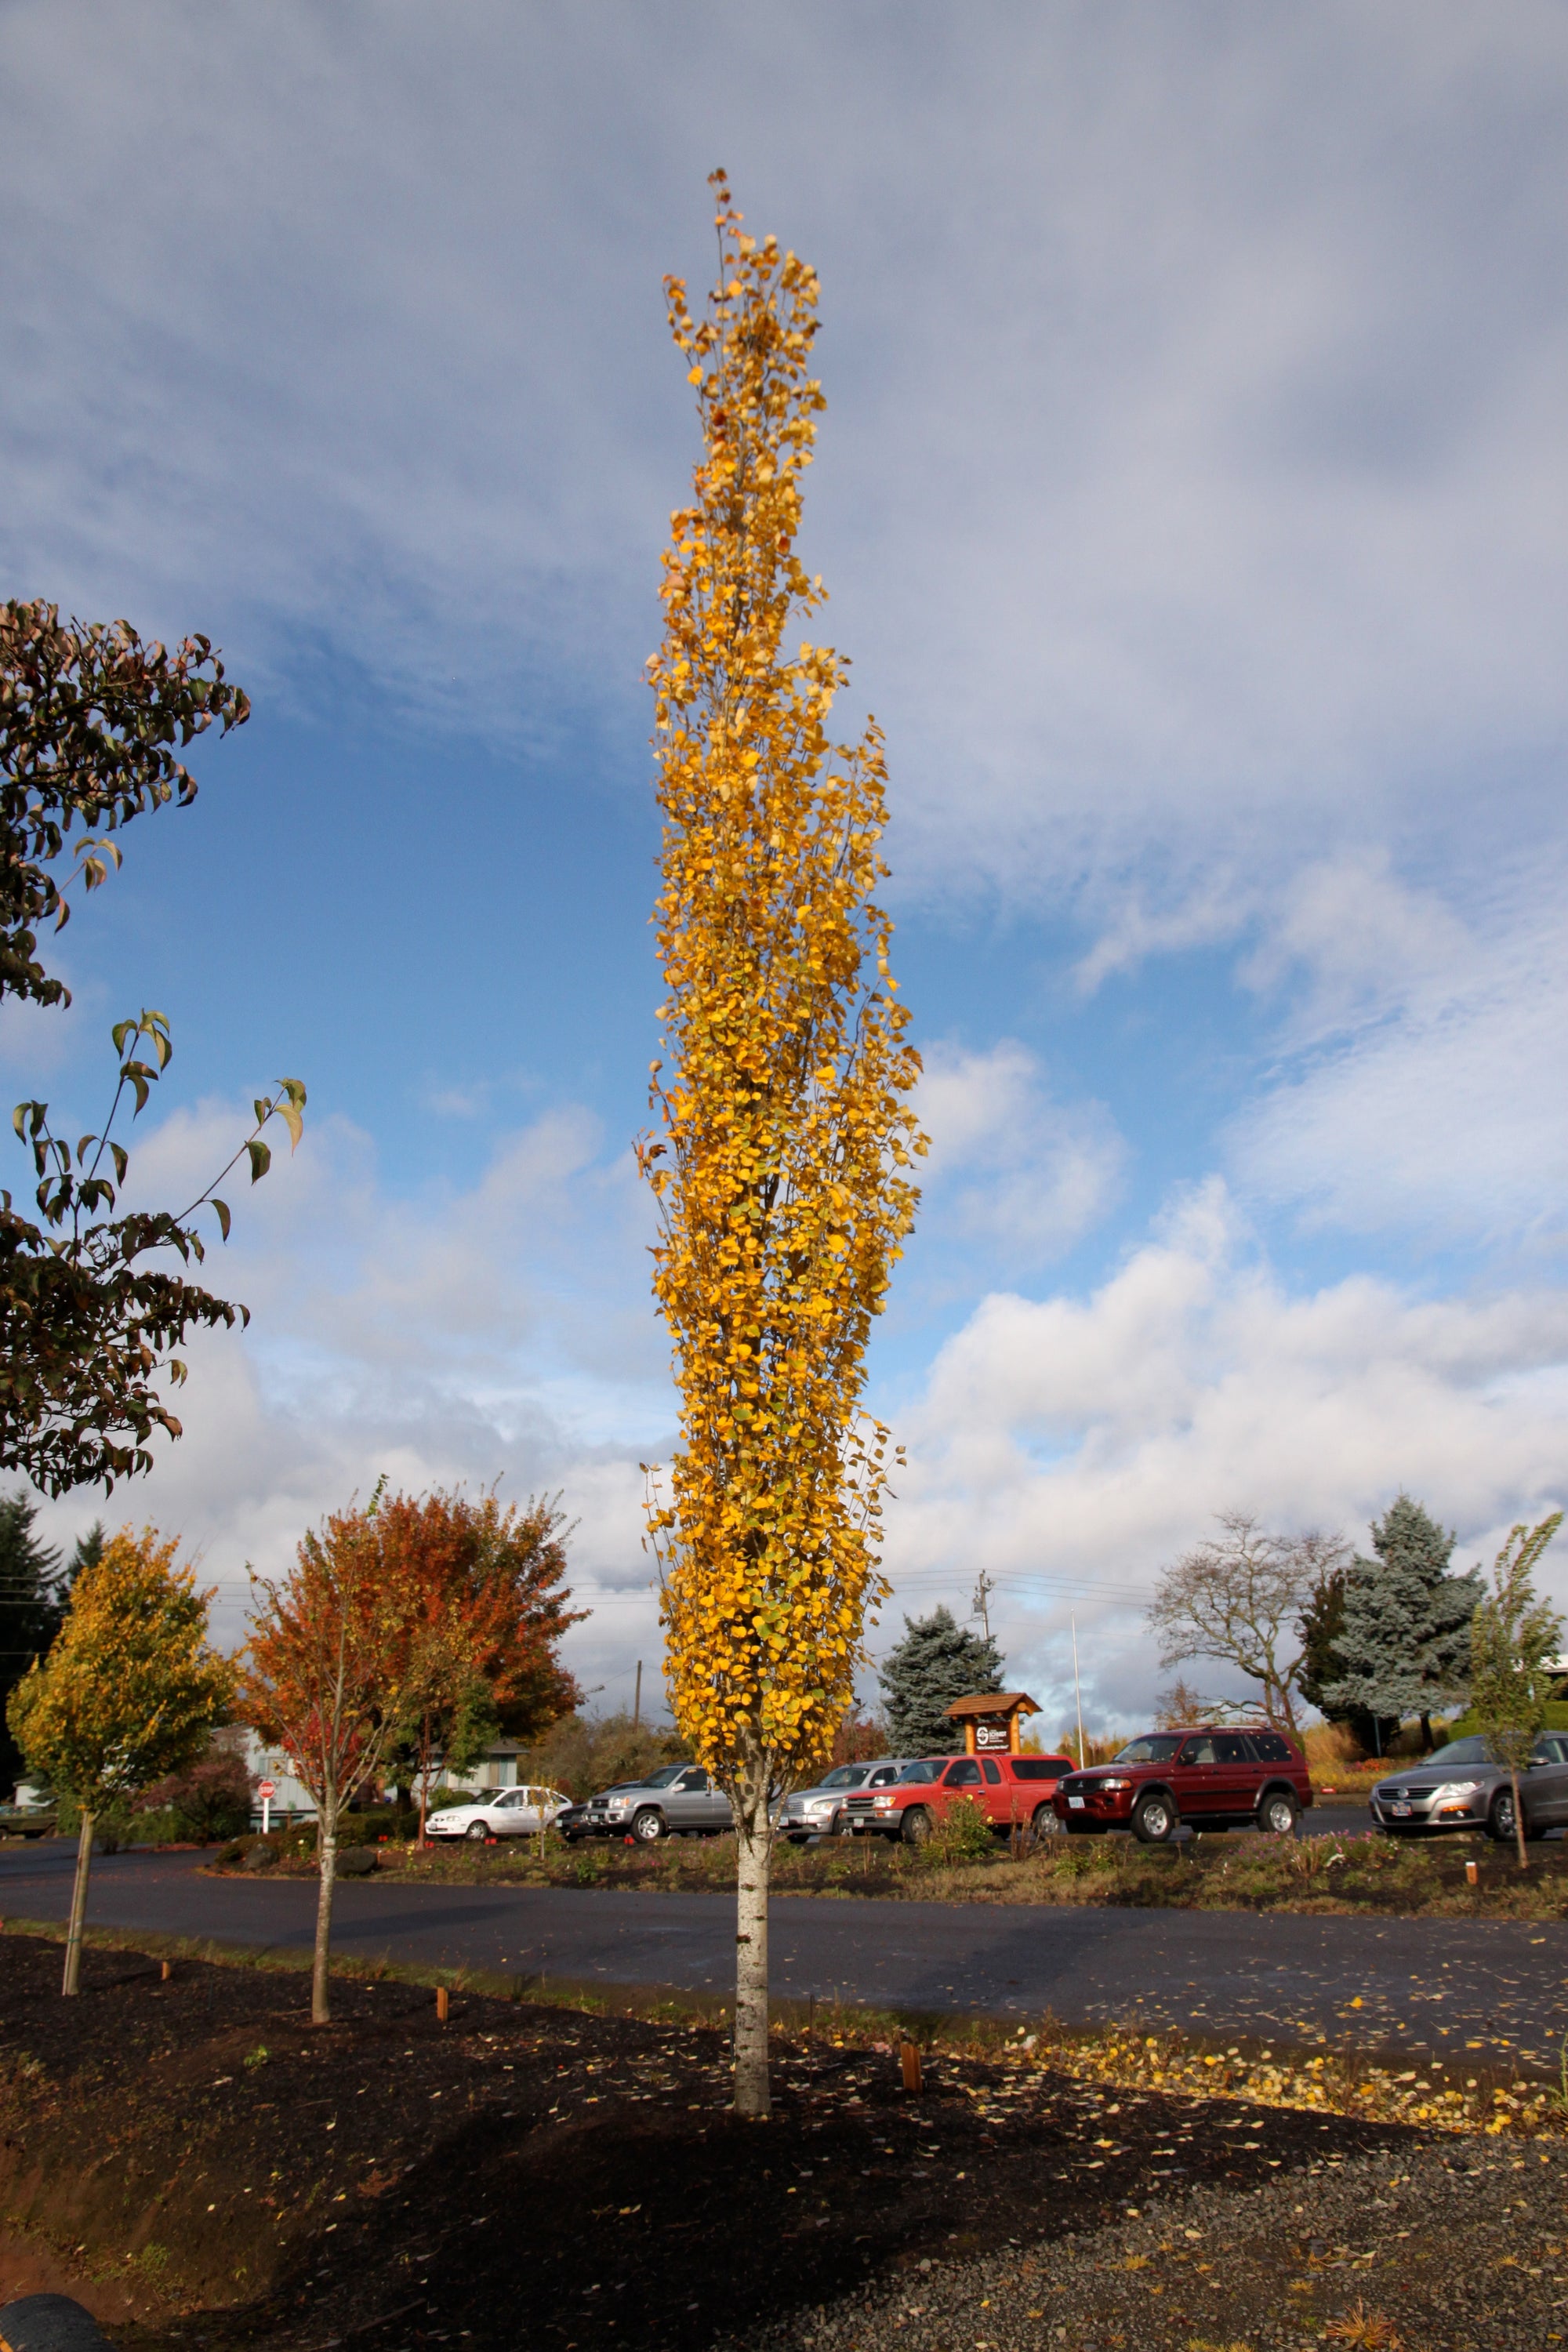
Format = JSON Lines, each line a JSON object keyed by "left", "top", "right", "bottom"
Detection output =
{"left": 565, "top": 1763, "right": 733, "bottom": 1843}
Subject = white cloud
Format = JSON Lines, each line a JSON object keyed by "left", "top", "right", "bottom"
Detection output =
{"left": 915, "top": 1040, "right": 1124, "bottom": 1269}
{"left": 879, "top": 1178, "right": 1568, "bottom": 1728}
{"left": 1231, "top": 855, "right": 1568, "bottom": 1243}
{"left": 0, "top": 4, "right": 1562, "bottom": 902}
{"left": 25, "top": 1097, "right": 676, "bottom": 1714}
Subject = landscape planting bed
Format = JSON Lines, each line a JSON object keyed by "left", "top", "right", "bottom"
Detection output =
{"left": 210, "top": 1820, "right": 1568, "bottom": 1920}
{"left": 0, "top": 1928, "right": 1471, "bottom": 2352}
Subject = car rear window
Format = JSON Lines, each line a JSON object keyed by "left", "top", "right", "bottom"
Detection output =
{"left": 1010, "top": 1757, "right": 1070, "bottom": 1780}
{"left": 1247, "top": 1733, "right": 1294, "bottom": 1762}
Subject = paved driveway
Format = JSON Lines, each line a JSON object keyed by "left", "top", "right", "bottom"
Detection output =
{"left": 2, "top": 1836, "right": 1563, "bottom": 2074}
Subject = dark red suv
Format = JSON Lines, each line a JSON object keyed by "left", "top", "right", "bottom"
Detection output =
{"left": 1051, "top": 1726, "right": 1312, "bottom": 1843}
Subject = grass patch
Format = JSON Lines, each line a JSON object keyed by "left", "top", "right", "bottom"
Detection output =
{"left": 207, "top": 1820, "right": 1568, "bottom": 1919}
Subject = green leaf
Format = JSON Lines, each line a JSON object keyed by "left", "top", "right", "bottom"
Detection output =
{"left": 212, "top": 1198, "right": 231, "bottom": 1242}
{"left": 245, "top": 1138, "right": 271, "bottom": 1185}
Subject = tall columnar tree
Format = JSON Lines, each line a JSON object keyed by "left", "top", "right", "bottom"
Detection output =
{"left": 640, "top": 176, "right": 924, "bottom": 2118}
{"left": 0, "top": 601, "right": 303, "bottom": 1494}
{"left": 6, "top": 1525, "right": 233, "bottom": 1992}
{"left": 878, "top": 1606, "right": 1003, "bottom": 1755}
{"left": 1323, "top": 1495, "right": 1483, "bottom": 1749}
{"left": 1470, "top": 1513, "right": 1563, "bottom": 1870}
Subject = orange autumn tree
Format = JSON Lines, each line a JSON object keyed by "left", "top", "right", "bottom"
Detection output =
{"left": 241, "top": 1499, "right": 418, "bottom": 2025}
{"left": 374, "top": 1488, "right": 583, "bottom": 1834}
{"left": 640, "top": 174, "right": 925, "bottom": 2118}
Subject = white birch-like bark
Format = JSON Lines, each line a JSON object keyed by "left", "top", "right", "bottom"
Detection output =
{"left": 732, "top": 1734, "right": 773, "bottom": 2117}
{"left": 61, "top": 1809, "right": 94, "bottom": 1996}
{"left": 312, "top": 1801, "right": 338, "bottom": 2024}
{"left": 1511, "top": 1764, "right": 1528, "bottom": 1870}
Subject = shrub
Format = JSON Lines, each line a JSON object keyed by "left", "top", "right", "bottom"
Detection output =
{"left": 132, "top": 1751, "right": 254, "bottom": 1842}
{"left": 924, "top": 1795, "right": 996, "bottom": 1865}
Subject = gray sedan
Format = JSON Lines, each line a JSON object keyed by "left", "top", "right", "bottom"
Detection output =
{"left": 1370, "top": 1733, "right": 1568, "bottom": 1842}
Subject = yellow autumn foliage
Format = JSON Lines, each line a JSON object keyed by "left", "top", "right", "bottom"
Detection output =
{"left": 641, "top": 172, "right": 925, "bottom": 1797}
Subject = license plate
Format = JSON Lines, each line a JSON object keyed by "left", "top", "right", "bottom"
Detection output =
{"left": 1068, "top": 1796, "right": 1085, "bottom": 1810}
{"left": 1391, "top": 1801, "right": 1412, "bottom": 1817}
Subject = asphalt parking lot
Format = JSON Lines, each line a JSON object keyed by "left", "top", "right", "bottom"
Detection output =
{"left": 2, "top": 1831, "right": 1565, "bottom": 2073}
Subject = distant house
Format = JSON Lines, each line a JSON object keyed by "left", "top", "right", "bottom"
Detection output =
{"left": 238, "top": 1729, "right": 532, "bottom": 1821}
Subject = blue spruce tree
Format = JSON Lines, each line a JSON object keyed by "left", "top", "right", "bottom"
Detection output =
{"left": 1323, "top": 1494, "right": 1482, "bottom": 1752}
{"left": 878, "top": 1605, "right": 1003, "bottom": 1755}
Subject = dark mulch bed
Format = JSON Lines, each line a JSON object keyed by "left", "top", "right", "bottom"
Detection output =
{"left": 0, "top": 1931, "right": 1430, "bottom": 2351}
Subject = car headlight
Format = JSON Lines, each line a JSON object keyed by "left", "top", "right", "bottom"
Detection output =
{"left": 1098, "top": 1777, "right": 1132, "bottom": 1791}
{"left": 1428, "top": 1780, "right": 1483, "bottom": 1800}
{"left": 804, "top": 1799, "right": 835, "bottom": 1815}
{"left": 873, "top": 1795, "right": 895, "bottom": 1809}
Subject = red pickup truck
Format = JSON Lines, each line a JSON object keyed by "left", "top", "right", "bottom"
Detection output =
{"left": 851, "top": 1751, "right": 1077, "bottom": 1843}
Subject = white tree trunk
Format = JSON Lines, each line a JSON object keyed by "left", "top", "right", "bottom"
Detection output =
{"left": 732, "top": 1738, "right": 773, "bottom": 2118}
{"left": 312, "top": 1806, "right": 338, "bottom": 2024}
{"left": 61, "top": 1809, "right": 94, "bottom": 1996}
{"left": 1512, "top": 1764, "right": 1528, "bottom": 1870}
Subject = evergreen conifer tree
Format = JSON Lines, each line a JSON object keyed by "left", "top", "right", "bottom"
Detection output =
{"left": 1323, "top": 1494, "right": 1483, "bottom": 1751}
{"left": 0, "top": 1490, "right": 64, "bottom": 1796}
{"left": 878, "top": 1605, "right": 1002, "bottom": 1754}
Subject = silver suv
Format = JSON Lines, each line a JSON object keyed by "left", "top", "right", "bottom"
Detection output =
{"left": 1370, "top": 1733, "right": 1568, "bottom": 1842}
{"left": 577, "top": 1763, "right": 733, "bottom": 1843}
{"left": 778, "top": 1762, "right": 886, "bottom": 1843}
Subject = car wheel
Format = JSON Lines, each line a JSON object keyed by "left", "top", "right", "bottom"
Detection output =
{"left": 464, "top": 1820, "right": 489, "bottom": 1843}
{"left": 631, "top": 1807, "right": 665, "bottom": 1843}
{"left": 1131, "top": 1790, "right": 1176, "bottom": 1844}
{"left": 1031, "top": 1804, "right": 1056, "bottom": 1840}
{"left": 1487, "top": 1788, "right": 1518, "bottom": 1845}
{"left": 1258, "top": 1789, "right": 1298, "bottom": 1838}
{"left": 901, "top": 1806, "right": 933, "bottom": 1845}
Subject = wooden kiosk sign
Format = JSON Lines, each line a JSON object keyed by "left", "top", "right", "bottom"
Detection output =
{"left": 945, "top": 1691, "right": 1040, "bottom": 1756}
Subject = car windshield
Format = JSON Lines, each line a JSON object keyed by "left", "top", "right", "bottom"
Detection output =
{"left": 896, "top": 1760, "right": 945, "bottom": 1784}
{"left": 1414, "top": 1737, "right": 1495, "bottom": 1769}
{"left": 818, "top": 1766, "right": 866, "bottom": 1790}
{"left": 1112, "top": 1735, "right": 1185, "bottom": 1764}
{"left": 641, "top": 1765, "right": 687, "bottom": 1788}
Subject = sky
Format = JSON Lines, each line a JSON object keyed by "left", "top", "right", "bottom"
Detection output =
{"left": 2, "top": 2, "right": 1566, "bottom": 1740}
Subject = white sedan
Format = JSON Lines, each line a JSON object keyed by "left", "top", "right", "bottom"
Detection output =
{"left": 426, "top": 1785, "right": 572, "bottom": 1842}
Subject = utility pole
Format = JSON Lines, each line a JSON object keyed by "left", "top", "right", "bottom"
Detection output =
{"left": 633, "top": 1660, "right": 642, "bottom": 1728}
{"left": 1071, "top": 1613, "right": 1086, "bottom": 1768}
{"left": 971, "top": 1569, "right": 996, "bottom": 1645}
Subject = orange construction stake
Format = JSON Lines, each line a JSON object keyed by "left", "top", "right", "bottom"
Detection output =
{"left": 900, "top": 2039, "right": 923, "bottom": 2094}
{"left": 436, "top": 1984, "right": 450, "bottom": 2022}
{"left": 1465, "top": 1858, "right": 1479, "bottom": 1886}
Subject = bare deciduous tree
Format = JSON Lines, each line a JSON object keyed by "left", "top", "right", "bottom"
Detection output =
{"left": 1147, "top": 1513, "right": 1348, "bottom": 1730}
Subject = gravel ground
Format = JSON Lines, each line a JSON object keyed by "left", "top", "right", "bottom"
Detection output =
{"left": 738, "top": 2141, "right": 1568, "bottom": 2352}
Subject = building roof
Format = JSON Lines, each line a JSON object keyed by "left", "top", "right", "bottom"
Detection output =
{"left": 943, "top": 1691, "right": 1040, "bottom": 1719}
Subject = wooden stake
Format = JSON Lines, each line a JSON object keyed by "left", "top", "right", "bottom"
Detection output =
{"left": 900, "top": 2039, "right": 923, "bottom": 2094}
{"left": 436, "top": 1984, "right": 449, "bottom": 2022}
{"left": 161, "top": 1960, "right": 171, "bottom": 1981}
{"left": 1465, "top": 1858, "right": 1479, "bottom": 1886}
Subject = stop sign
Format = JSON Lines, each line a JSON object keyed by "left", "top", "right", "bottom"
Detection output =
{"left": 257, "top": 1780, "right": 277, "bottom": 1800}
